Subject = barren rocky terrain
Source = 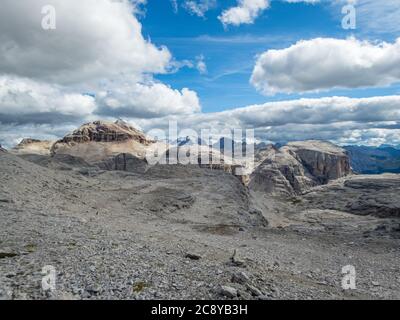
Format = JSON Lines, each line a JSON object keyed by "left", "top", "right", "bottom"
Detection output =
{"left": 1, "top": 121, "right": 399, "bottom": 300}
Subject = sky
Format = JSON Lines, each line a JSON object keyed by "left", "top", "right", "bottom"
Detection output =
{"left": 1, "top": 0, "right": 400, "bottom": 148}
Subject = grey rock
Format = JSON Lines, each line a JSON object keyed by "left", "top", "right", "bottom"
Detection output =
{"left": 185, "top": 253, "right": 202, "bottom": 261}
{"left": 219, "top": 286, "right": 238, "bottom": 298}
{"left": 232, "top": 271, "right": 251, "bottom": 285}
{"left": 246, "top": 284, "right": 262, "bottom": 297}
{"left": 230, "top": 250, "right": 246, "bottom": 267}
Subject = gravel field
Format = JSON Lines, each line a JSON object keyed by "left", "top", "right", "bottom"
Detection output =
{"left": 1, "top": 152, "right": 399, "bottom": 300}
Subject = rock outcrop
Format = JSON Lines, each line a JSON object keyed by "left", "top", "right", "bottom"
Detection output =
{"left": 95, "top": 153, "right": 148, "bottom": 174}
{"left": 285, "top": 141, "right": 351, "bottom": 183}
{"left": 11, "top": 139, "right": 54, "bottom": 156}
{"left": 51, "top": 120, "right": 165, "bottom": 163}
{"left": 301, "top": 174, "right": 400, "bottom": 218}
{"left": 249, "top": 141, "right": 351, "bottom": 196}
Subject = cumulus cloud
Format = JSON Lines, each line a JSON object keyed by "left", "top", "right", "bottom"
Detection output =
{"left": 0, "top": 0, "right": 172, "bottom": 84}
{"left": 219, "top": 0, "right": 270, "bottom": 26}
{"left": 218, "top": 0, "right": 319, "bottom": 26}
{"left": 251, "top": 37, "right": 400, "bottom": 95}
{"left": 0, "top": 76, "right": 96, "bottom": 123}
{"left": 96, "top": 81, "right": 201, "bottom": 118}
{"left": 0, "top": 0, "right": 202, "bottom": 125}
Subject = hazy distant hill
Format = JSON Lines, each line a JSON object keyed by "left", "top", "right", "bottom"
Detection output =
{"left": 344, "top": 145, "right": 400, "bottom": 174}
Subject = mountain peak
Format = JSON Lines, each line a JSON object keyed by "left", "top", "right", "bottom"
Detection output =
{"left": 57, "top": 120, "right": 153, "bottom": 145}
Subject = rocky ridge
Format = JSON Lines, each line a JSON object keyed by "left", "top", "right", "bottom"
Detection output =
{"left": 249, "top": 141, "right": 351, "bottom": 196}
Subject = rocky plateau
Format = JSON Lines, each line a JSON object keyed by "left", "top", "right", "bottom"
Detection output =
{"left": 1, "top": 121, "right": 399, "bottom": 300}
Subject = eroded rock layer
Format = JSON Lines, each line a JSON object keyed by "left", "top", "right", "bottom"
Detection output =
{"left": 249, "top": 141, "right": 351, "bottom": 196}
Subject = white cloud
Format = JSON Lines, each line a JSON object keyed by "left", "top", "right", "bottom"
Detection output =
{"left": 0, "top": 76, "right": 96, "bottom": 120}
{"left": 183, "top": 0, "right": 217, "bottom": 17}
{"left": 0, "top": 0, "right": 171, "bottom": 84}
{"left": 196, "top": 55, "right": 208, "bottom": 74}
{"left": 0, "top": 123, "right": 78, "bottom": 149}
{"left": 219, "top": 0, "right": 270, "bottom": 26}
{"left": 285, "top": 0, "right": 319, "bottom": 3}
{"left": 0, "top": 0, "right": 202, "bottom": 124}
{"left": 251, "top": 37, "right": 400, "bottom": 95}
{"left": 127, "top": 95, "right": 400, "bottom": 146}
{"left": 96, "top": 81, "right": 201, "bottom": 118}
{"left": 218, "top": 0, "right": 319, "bottom": 26}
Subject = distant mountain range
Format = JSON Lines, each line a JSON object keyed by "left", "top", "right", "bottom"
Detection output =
{"left": 344, "top": 145, "right": 400, "bottom": 174}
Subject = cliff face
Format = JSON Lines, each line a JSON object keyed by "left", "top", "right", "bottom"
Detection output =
{"left": 249, "top": 141, "right": 351, "bottom": 196}
{"left": 286, "top": 141, "right": 351, "bottom": 184}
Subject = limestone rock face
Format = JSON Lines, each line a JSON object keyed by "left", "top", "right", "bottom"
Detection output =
{"left": 51, "top": 120, "right": 165, "bottom": 163}
{"left": 285, "top": 141, "right": 351, "bottom": 184}
{"left": 249, "top": 141, "right": 351, "bottom": 196}
{"left": 11, "top": 139, "right": 54, "bottom": 156}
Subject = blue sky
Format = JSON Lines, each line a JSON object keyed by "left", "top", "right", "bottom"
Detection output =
{"left": 142, "top": 0, "right": 400, "bottom": 112}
